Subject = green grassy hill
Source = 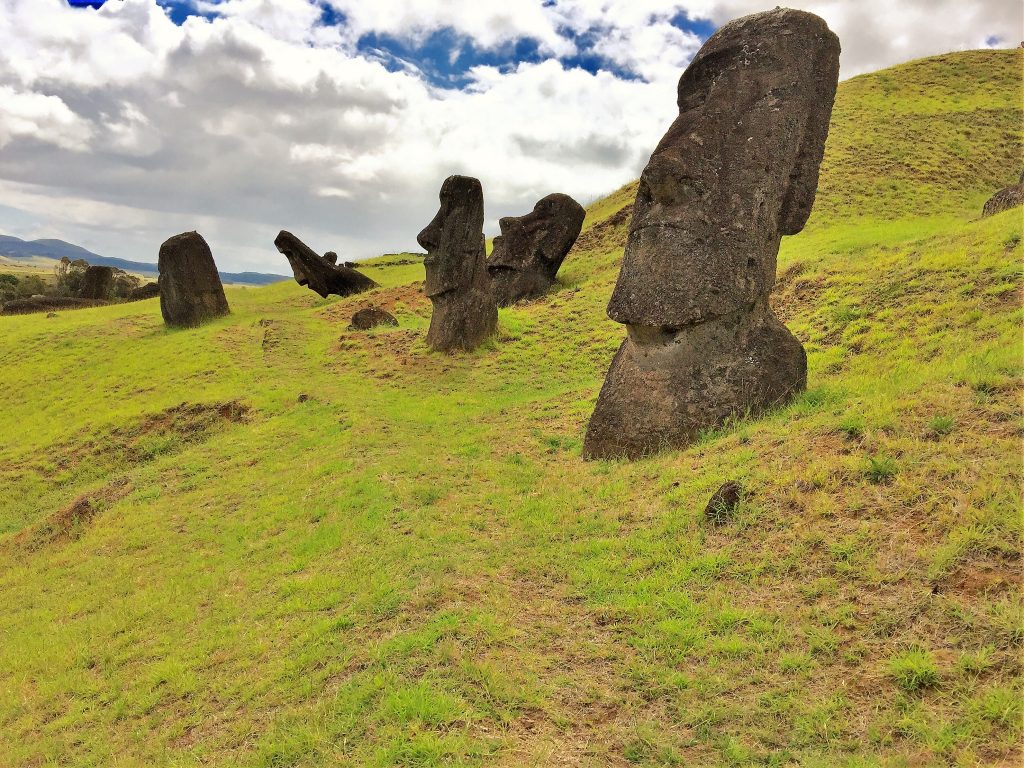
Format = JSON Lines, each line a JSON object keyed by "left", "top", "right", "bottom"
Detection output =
{"left": 0, "top": 49, "right": 1021, "bottom": 767}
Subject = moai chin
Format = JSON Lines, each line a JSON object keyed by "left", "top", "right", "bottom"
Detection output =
{"left": 417, "top": 175, "right": 497, "bottom": 352}
{"left": 583, "top": 8, "right": 841, "bottom": 460}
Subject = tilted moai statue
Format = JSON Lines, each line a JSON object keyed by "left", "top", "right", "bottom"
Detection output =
{"left": 417, "top": 175, "right": 497, "bottom": 352}
{"left": 486, "top": 193, "right": 586, "bottom": 306}
{"left": 583, "top": 8, "right": 840, "bottom": 460}
{"left": 158, "top": 231, "right": 230, "bottom": 328}
{"left": 274, "top": 231, "right": 378, "bottom": 298}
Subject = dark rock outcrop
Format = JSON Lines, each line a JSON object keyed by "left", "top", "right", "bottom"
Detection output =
{"left": 80, "top": 265, "right": 115, "bottom": 300}
{"left": 349, "top": 307, "right": 398, "bottom": 330}
{"left": 584, "top": 8, "right": 840, "bottom": 460}
{"left": 158, "top": 231, "right": 230, "bottom": 328}
{"left": 128, "top": 282, "right": 160, "bottom": 301}
{"left": 417, "top": 175, "right": 497, "bottom": 352}
{"left": 704, "top": 481, "right": 744, "bottom": 523}
{"left": 487, "top": 193, "right": 585, "bottom": 306}
{"left": 274, "top": 231, "right": 377, "bottom": 298}
{"left": 2, "top": 296, "right": 105, "bottom": 315}
{"left": 982, "top": 171, "right": 1024, "bottom": 217}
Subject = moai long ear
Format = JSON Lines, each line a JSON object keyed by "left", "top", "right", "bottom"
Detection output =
{"left": 778, "top": 37, "right": 840, "bottom": 236}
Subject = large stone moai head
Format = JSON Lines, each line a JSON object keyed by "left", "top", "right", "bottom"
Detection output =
{"left": 583, "top": 8, "right": 840, "bottom": 460}
{"left": 80, "top": 265, "right": 114, "bottom": 300}
{"left": 274, "top": 230, "right": 378, "bottom": 298}
{"left": 157, "top": 231, "right": 230, "bottom": 328}
{"left": 486, "top": 193, "right": 586, "bottom": 306}
{"left": 417, "top": 175, "right": 497, "bottom": 352}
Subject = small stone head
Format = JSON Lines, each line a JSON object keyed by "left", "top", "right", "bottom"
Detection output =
{"left": 488, "top": 193, "right": 585, "bottom": 280}
{"left": 417, "top": 175, "right": 485, "bottom": 298}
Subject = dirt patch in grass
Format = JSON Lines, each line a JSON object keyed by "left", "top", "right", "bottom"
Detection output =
{"left": 10, "top": 478, "right": 133, "bottom": 551}
{"left": 570, "top": 203, "right": 632, "bottom": 255}
{"left": 319, "top": 282, "right": 431, "bottom": 326}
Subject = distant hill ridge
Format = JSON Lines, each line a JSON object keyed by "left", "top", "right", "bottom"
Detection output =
{"left": 0, "top": 234, "right": 289, "bottom": 286}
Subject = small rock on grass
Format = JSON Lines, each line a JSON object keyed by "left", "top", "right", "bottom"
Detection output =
{"left": 704, "top": 481, "right": 744, "bottom": 524}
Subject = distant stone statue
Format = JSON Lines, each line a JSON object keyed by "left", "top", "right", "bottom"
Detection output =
{"left": 982, "top": 171, "right": 1024, "bottom": 217}
{"left": 274, "top": 231, "right": 378, "bottom": 298}
{"left": 583, "top": 8, "right": 840, "bottom": 459}
{"left": 417, "top": 175, "right": 497, "bottom": 352}
{"left": 158, "top": 231, "right": 230, "bottom": 327}
{"left": 486, "top": 193, "right": 586, "bottom": 306}
{"left": 80, "top": 265, "right": 114, "bottom": 300}
{"left": 128, "top": 282, "right": 160, "bottom": 301}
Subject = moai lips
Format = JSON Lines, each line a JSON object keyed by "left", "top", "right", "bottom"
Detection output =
{"left": 584, "top": 8, "right": 841, "bottom": 460}
{"left": 487, "top": 193, "right": 585, "bottom": 307}
{"left": 417, "top": 175, "right": 497, "bottom": 352}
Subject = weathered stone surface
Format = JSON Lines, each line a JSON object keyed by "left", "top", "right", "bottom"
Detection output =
{"left": 274, "top": 231, "right": 378, "bottom": 298}
{"left": 80, "top": 265, "right": 115, "bottom": 300}
{"left": 982, "top": 171, "right": 1024, "bottom": 217}
{"left": 417, "top": 175, "right": 497, "bottom": 352}
{"left": 704, "top": 481, "right": 744, "bottom": 523}
{"left": 158, "top": 231, "right": 230, "bottom": 328}
{"left": 584, "top": 8, "right": 839, "bottom": 460}
{"left": 323, "top": 251, "right": 339, "bottom": 265}
{"left": 487, "top": 193, "right": 585, "bottom": 306}
{"left": 128, "top": 282, "right": 160, "bottom": 301}
{"left": 350, "top": 307, "right": 398, "bottom": 330}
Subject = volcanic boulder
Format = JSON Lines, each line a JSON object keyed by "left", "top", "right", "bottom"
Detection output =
{"left": 350, "top": 307, "right": 398, "bottom": 330}
{"left": 80, "top": 265, "right": 115, "bottom": 300}
{"left": 583, "top": 8, "right": 840, "bottom": 460}
{"left": 157, "top": 231, "right": 230, "bottom": 328}
{"left": 274, "top": 231, "right": 378, "bottom": 298}
{"left": 128, "top": 282, "right": 160, "bottom": 301}
{"left": 982, "top": 171, "right": 1024, "bottom": 217}
{"left": 486, "top": 193, "right": 586, "bottom": 306}
{"left": 417, "top": 175, "right": 497, "bottom": 352}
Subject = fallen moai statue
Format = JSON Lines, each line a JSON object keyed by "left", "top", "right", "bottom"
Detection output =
{"left": 417, "top": 175, "right": 497, "bottom": 352}
{"left": 584, "top": 8, "right": 840, "bottom": 459}
{"left": 486, "top": 193, "right": 585, "bottom": 306}
{"left": 274, "top": 231, "right": 378, "bottom": 298}
{"left": 158, "top": 231, "right": 230, "bottom": 327}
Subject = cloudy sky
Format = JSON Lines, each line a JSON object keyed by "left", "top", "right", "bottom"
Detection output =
{"left": 0, "top": 0, "right": 1020, "bottom": 272}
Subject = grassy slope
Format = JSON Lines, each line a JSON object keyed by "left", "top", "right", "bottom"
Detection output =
{"left": 0, "top": 49, "right": 1021, "bottom": 767}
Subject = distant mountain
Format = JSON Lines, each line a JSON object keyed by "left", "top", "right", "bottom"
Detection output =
{"left": 0, "top": 235, "right": 290, "bottom": 286}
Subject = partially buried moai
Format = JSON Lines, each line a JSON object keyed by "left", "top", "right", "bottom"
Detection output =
{"left": 417, "top": 175, "right": 497, "bottom": 352}
{"left": 158, "top": 231, "right": 230, "bottom": 327}
{"left": 274, "top": 231, "right": 378, "bottom": 298}
{"left": 80, "top": 265, "right": 114, "bottom": 300}
{"left": 486, "top": 193, "right": 586, "bottom": 306}
{"left": 583, "top": 8, "right": 840, "bottom": 460}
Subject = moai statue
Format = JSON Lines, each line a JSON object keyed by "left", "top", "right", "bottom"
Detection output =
{"left": 274, "top": 231, "right": 377, "bottom": 298}
{"left": 486, "top": 193, "right": 586, "bottom": 306}
{"left": 158, "top": 231, "right": 230, "bottom": 327}
{"left": 80, "top": 265, "right": 114, "bottom": 299}
{"left": 417, "top": 175, "right": 497, "bottom": 352}
{"left": 583, "top": 8, "right": 840, "bottom": 459}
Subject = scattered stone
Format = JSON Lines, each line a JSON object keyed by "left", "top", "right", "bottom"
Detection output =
{"left": 2, "top": 296, "right": 105, "bottom": 315}
{"left": 343, "top": 261, "right": 358, "bottom": 268}
{"left": 274, "top": 230, "right": 378, "bottom": 298}
{"left": 80, "top": 265, "right": 115, "bottom": 300}
{"left": 487, "top": 193, "right": 586, "bottom": 306}
{"left": 297, "top": 393, "right": 310, "bottom": 403}
{"left": 158, "top": 231, "right": 230, "bottom": 327}
{"left": 584, "top": 9, "right": 840, "bottom": 459}
{"left": 350, "top": 307, "right": 398, "bottom": 330}
{"left": 417, "top": 175, "right": 497, "bottom": 352}
{"left": 128, "top": 282, "right": 160, "bottom": 301}
{"left": 982, "top": 171, "right": 1024, "bottom": 217}
{"left": 46, "top": 312, "right": 58, "bottom": 318}
{"left": 704, "top": 481, "right": 744, "bottom": 524}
